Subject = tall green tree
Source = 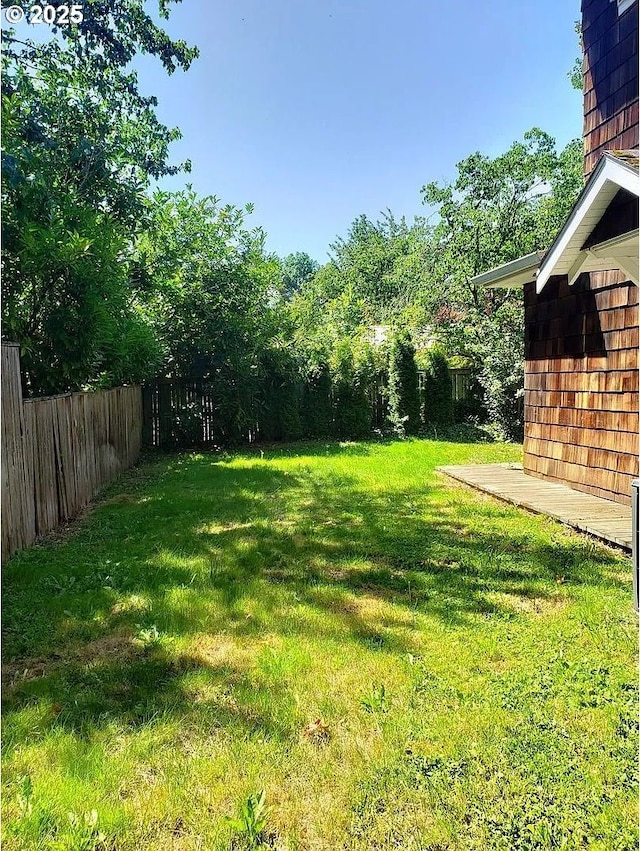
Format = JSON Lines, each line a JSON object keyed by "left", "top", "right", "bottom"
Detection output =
{"left": 135, "top": 188, "right": 277, "bottom": 379}
{"left": 420, "top": 347, "right": 453, "bottom": 427}
{"left": 387, "top": 331, "right": 421, "bottom": 436}
{"left": 287, "top": 212, "right": 434, "bottom": 353}
{"left": 420, "top": 129, "right": 582, "bottom": 440}
{"left": 135, "top": 188, "right": 283, "bottom": 441}
{"left": 280, "top": 252, "right": 319, "bottom": 299}
{"left": 2, "top": 1, "right": 198, "bottom": 394}
{"left": 328, "top": 212, "right": 431, "bottom": 319}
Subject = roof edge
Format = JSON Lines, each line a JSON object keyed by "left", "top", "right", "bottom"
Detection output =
{"left": 536, "top": 153, "right": 640, "bottom": 292}
{"left": 470, "top": 251, "right": 544, "bottom": 289}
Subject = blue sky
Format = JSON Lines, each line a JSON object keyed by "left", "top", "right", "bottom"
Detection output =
{"left": 133, "top": 0, "right": 583, "bottom": 262}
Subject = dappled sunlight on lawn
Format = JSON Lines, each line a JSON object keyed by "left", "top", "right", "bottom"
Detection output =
{"left": 2, "top": 439, "right": 637, "bottom": 850}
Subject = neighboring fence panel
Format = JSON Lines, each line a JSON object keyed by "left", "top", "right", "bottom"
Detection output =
{"left": 450, "top": 368, "right": 473, "bottom": 402}
{"left": 1, "top": 344, "right": 36, "bottom": 556}
{"left": 143, "top": 378, "right": 224, "bottom": 448}
{"left": 1, "top": 343, "right": 143, "bottom": 562}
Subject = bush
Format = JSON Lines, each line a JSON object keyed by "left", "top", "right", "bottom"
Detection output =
{"left": 168, "top": 400, "right": 204, "bottom": 447}
{"left": 453, "top": 394, "right": 487, "bottom": 424}
{"left": 471, "top": 302, "right": 525, "bottom": 442}
{"left": 452, "top": 370, "right": 487, "bottom": 424}
{"left": 302, "top": 360, "right": 333, "bottom": 438}
{"left": 387, "top": 331, "right": 421, "bottom": 436}
{"left": 480, "top": 358, "right": 524, "bottom": 442}
{"left": 422, "top": 347, "right": 453, "bottom": 426}
{"left": 257, "top": 347, "right": 303, "bottom": 442}
{"left": 330, "top": 339, "right": 376, "bottom": 439}
{"left": 210, "top": 361, "right": 260, "bottom": 445}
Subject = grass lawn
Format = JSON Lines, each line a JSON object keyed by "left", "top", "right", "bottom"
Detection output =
{"left": 2, "top": 437, "right": 637, "bottom": 850}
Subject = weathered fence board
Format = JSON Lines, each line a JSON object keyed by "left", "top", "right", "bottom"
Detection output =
{"left": 1, "top": 343, "right": 143, "bottom": 561}
{"left": 1, "top": 344, "right": 36, "bottom": 555}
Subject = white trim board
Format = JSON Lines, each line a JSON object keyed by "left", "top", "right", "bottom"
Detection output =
{"left": 536, "top": 153, "right": 639, "bottom": 293}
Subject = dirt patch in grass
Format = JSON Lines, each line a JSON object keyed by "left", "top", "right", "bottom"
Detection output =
{"left": 486, "top": 590, "right": 569, "bottom": 615}
{"left": 1, "top": 629, "right": 139, "bottom": 692}
{"left": 179, "top": 635, "right": 250, "bottom": 672}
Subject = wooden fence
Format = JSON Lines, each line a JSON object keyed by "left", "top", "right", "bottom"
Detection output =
{"left": 1, "top": 343, "right": 143, "bottom": 561}
{"left": 450, "top": 367, "right": 474, "bottom": 402}
{"left": 143, "top": 377, "right": 221, "bottom": 448}
{"left": 143, "top": 368, "right": 479, "bottom": 449}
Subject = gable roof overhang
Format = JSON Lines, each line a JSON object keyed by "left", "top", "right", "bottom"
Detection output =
{"left": 535, "top": 151, "right": 639, "bottom": 291}
{"left": 469, "top": 151, "right": 640, "bottom": 292}
{"left": 469, "top": 252, "right": 543, "bottom": 289}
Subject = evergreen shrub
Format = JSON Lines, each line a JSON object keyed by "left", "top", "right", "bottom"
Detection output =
{"left": 422, "top": 347, "right": 453, "bottom": 426}
{"left": 387, "top": 331, "right": 421, "bottom": 436}
{"left": 330, "top": 339, "right": 376, "bottom": 439}
{"left": 258, "top": 347, "right": 303, "bottom": 441}
{"left": 302, "top": 360, "right": 333, "bottom": 438}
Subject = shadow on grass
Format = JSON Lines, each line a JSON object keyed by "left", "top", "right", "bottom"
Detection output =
{"left": 419, "top": 424, "right": 495, "bottom": 444}
{"left": 1, "top": 444, "right": 629, "bottom": 740}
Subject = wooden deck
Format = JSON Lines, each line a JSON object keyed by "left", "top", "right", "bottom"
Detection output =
{"left": 437, "top": 463, "right": 632, "bottom": 551}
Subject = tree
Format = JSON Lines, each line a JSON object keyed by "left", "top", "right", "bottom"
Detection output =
{"left": 1, "top": 1, "right": 198, "bottom": 394}
{"left": 328, "top": 212, "right": 430, "bottom": 320}
{"left": 420, "top": 347, "right": 453, "bottom": 427}
{"left": 287, "top": 212, "right": 435, "bottom": 354}
{"left": 420, "top": 129, "right": 582, "bottom": 440}
{"left": 134, "top": 188, "right": 284, "bottom": 441}
{"left": 568, "top": 20, "right": 584, "bottom": 92}
{"left": 387, "top": 332, "right": 421, "bottom": 436}
{"left": 280, "top": 252, "right": 319, "bottom": 299}
{"left": 135, "top": 188, "right": 276, "bottom": 377}
{"left": 330, "top": 339, "right": 376, "bottom": 439}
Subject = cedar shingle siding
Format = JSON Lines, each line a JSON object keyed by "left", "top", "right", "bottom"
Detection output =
{"left": 522, "top": 0, "right": 639, "bottom": 506}
{"left": 524, "top": 272, "right": 638, "bottom": 505}
{"left": 583, "top": 0, "right": 639, "bottom": 178}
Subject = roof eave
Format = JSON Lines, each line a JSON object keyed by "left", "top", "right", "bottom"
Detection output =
{"left": 536, "top": 154, "right": 640, "bottom": 293}
{"left": 469, "top": 251, "right": 543, "bottom": 289}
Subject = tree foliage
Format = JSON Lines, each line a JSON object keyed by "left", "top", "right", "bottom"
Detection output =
{"left": 134, "top": 188, "right": 275, "bottom": 377}
{"left": 387, "top": 332, "right": 421, "bottom": 436}
{"left": 257, "top": 346, "right": 303, "bottom": 442}
{"left": 420, "top": 129, "right": 582, "bottom": 439}
{"left": 330, "top": 339, "right": 377, "bottom": 439}
{"left": 420, "top": 347, "right": 453, "bottom": 427}
{"left": 279, "top": 252, "right": 319, "bottom": 300}
{"left": 1, "top": 1, "right": 198, "bottom": 395}
{"left": 1, "top": 5, "right": 583, "bottom": 447}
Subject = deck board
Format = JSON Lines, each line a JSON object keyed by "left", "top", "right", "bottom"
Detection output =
{"left": 437, "top": 463, "right": 632, "bottom": 551}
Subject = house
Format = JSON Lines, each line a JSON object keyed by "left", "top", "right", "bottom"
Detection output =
{"left": 471, "top": 0, "right": 639, "bottom": 506}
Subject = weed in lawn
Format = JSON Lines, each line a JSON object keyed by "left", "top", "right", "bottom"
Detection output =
{"left": 360, "top": 683, "right": 389, "bottom": 714}
{"left": 62, "top": 809, "right": 107, "bottom": 851}
{"left": 134, "top": 624, "right": 161, "bottom": 648}
{"left": 227, "top": 790, "right": 270, "bottom": 848}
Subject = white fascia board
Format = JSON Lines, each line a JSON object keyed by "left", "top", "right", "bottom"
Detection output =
{"left": 536, "top": 156, "right": 640, "bottom": 293}
{"left": 470, "top": 251, "right": 543, "bottom": 289}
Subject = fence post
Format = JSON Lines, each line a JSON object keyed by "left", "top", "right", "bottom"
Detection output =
{"left": 1, "top": 343, "right": 36, "bottom": 558}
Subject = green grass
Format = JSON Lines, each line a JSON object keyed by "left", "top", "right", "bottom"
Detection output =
{"left": 2, "top": 437, "right": 637, "bottom": 850}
